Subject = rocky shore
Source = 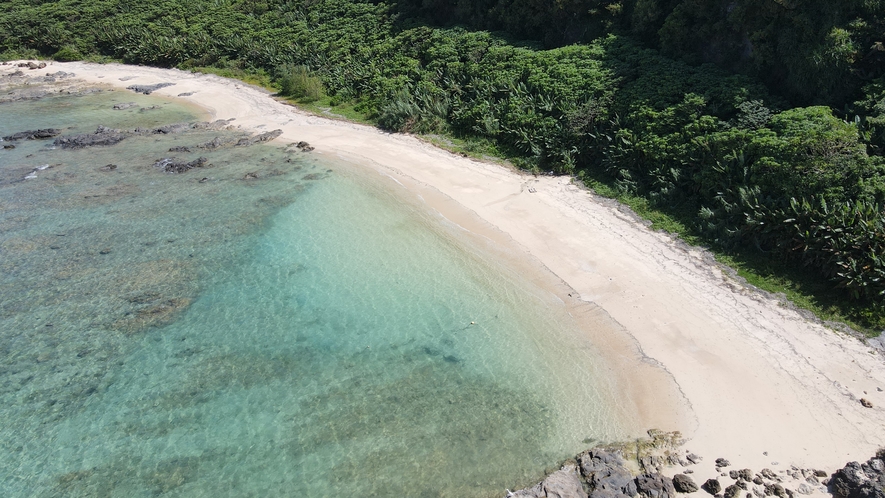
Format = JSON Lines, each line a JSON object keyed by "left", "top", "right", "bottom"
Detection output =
{"left": 508, "top": 432, "right": 884, "bottom": 498}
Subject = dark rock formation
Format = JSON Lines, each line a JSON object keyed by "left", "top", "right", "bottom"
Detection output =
{"left": 100, "top": 164, "right": 117, "bottom": 171}
{"left": 636, "top": 473, "right": 676, "bottom": 498}
{"left": 296, "top": 140, "right": 315, "bottom": 152}
{"left": 510, "top": 463, "right": 588, "bottom": 498}
{"left": 716, "top": 459, "right": 731, "bottom": 468}
{"left": 54, "top": 126, "right": 127, "bottom": 149}
{"left": 761, "top": 469, "right": 777, "bottom": 480}
{"left": 580, "top": 449, "right": 636, "bottom": 498}
{"left": 686, "top": 454, "right": 702, "bottom": 465}
{"left": 673, "top": 474, "right": 698, "bottom": 493}
{"left": 3, "top": 128, "right": 61, "bottom": 141}
{"left": 169, "top": 146, "right": 192, "bottom": 153}
{"left": 829, "top": 453, "right": 885, "bottom": 498}
{"left": 113, "top": 102, "right": 138, "bottom": 110}
{"left": 703, "top": 479, "right": 722, "bottom": 495}
{"left": 860, "top": 398, "right": 873, "bottom": 408}
{"left": 739, "top": 470, "right": 754, "bottom": 482}
{"left": 764, "top": 483, "right": 787, "bottom": 498}
{"left": 126, "top": 82, "right": 175, "bottom": 94}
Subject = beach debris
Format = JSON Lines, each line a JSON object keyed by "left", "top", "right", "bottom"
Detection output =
{"left": 126, "top": 82, "right": 175, "bottom": 94}
{"left": 113, "top": 102, "right": 138, "bottom": 110}
{"left": 702, "top": 479, "right": 721, "bottom": 495}
{"left": 860, "top": 398, "right": 873, "bottom": 408}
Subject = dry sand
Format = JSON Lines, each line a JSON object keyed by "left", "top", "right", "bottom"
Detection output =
{"left": 6, "top": 61, "right": 885, "bottom": 487}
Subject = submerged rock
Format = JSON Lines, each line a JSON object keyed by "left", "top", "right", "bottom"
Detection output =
{"left": 154, "top": 156, "right": 208, "bottom": 174}
{"left": 113, "top": 102, "right": 138, "bottom": 110}
{"left": 54, "top": 126, "right": 127, "bottom": 149}
{"left": 3, "top": 128, "right": 61, "bottom": 141}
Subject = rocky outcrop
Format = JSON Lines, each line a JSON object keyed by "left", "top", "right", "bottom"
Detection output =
{"left": 829, "top": 453, "right": 885, "bottom": 498}
{"left": 235, "top": 129, "right": 283, "bottom": 146}
{"left": 510, "top": 463, "right": 588, "bottom": 498}
{"left": 126, "top": 82, "right": 175, "bottom": 94}
{"left": 636, "top": 473, "right": 675, "bottom": 498}
{"left": 2, "top": 128, "right": 61, "bottom": 141}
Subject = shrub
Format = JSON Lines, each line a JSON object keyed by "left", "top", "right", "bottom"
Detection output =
{"left": 276, "top": 65, "right": 323, "bottom": 101}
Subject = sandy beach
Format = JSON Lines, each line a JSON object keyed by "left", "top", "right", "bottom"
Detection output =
{"left": 5, "top": 61, "right": 885, "bottom": 488}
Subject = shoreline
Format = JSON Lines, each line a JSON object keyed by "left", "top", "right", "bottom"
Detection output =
{"left": 4, "top": 60, "right": 885, "bottom": 490}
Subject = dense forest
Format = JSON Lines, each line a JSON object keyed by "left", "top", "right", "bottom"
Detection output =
{"left": 1, "top": 0, "right": 883, "bottom": 327}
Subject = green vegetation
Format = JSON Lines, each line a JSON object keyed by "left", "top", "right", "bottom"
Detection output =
{"left": 0, "top": 0, "right": 882, "bottom": 330}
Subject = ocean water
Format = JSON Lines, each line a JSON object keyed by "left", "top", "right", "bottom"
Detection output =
{"left": 0, "top": 88, "right": 633, "bottom": 497}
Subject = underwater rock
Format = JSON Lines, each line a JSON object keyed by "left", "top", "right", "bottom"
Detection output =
{"left": 99, "top": 164, "right": 117, "bottom": 171}
{"left": 126, "top": 82, "right": 175, "bottom": 95}
{"left": 54, "top": 126, "right": 127, "bottom": 149}
{"left": 3, "top": 128, "right": 61, "bottom": 141}
{"left": 169, "top": 146, "right": 192, "bottom": 153}
{"left": 154, "top": 156, "right": 208, "bottom": 174}
{"left": 112, "top": 102, "right": 138, "bottom": 110}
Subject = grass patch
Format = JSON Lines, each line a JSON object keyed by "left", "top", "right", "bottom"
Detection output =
{"left": 290, "top": 96, "right": 375, "bottom": 125}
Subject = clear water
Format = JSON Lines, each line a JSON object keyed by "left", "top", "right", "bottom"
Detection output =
{"left": 0, "top": 89, "right": 632, "bottom": 497}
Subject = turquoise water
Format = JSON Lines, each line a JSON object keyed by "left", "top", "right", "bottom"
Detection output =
{"left": 0, "top": 89, "right": 632, "bottom": 496}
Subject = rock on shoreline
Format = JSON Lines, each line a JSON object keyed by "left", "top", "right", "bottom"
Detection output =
{"left": 504, "top": 432, "right": 884, "bottom": 498}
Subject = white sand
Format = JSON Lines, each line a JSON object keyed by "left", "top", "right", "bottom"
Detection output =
{"left": 7, "top": 61, "right": 885, "bottom": 483}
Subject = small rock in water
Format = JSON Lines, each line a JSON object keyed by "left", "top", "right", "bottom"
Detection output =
{"left": 100, "top": 164, "right": 117, "bottom": 171}
{"left": 3, "top": 144, "right": 14, "bottom": 149}
{"left": 112, "top": 102, "right": 138, "bottom": 110}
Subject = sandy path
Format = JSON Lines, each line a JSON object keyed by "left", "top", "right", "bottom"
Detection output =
{"left": 6, "top": 61, "right": 885, "bottom": 484}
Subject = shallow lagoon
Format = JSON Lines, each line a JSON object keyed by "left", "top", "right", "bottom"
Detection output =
{"left": 0, "top": 89, "right": 632, "bottom": 496}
